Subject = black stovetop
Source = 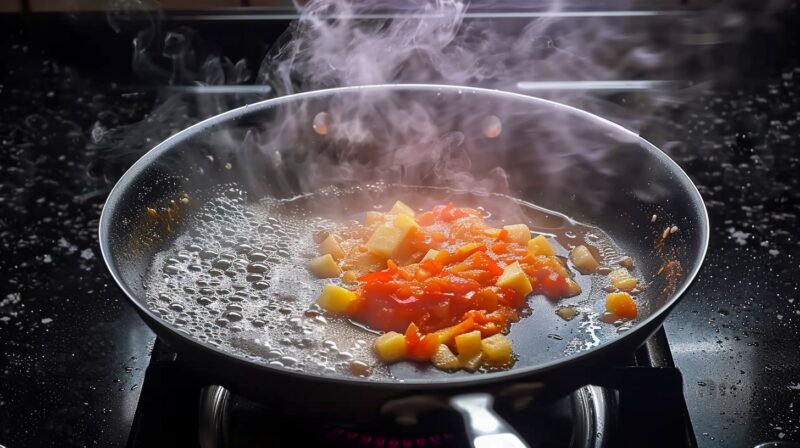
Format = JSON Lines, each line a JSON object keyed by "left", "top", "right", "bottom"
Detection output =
{"left": 1, "top": 4, "right": 800, "bottom": 447}
{"left": 128, "top": 328, "right": 694, "bottom": 448}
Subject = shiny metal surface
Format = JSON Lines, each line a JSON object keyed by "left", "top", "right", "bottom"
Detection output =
{"left": 450, "top": 394, "right": 529, "bottom": 448}
{"left": 198, "top": 386, "right": 231, "bottom": 448}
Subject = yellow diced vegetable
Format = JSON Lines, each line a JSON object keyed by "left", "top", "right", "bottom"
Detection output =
{"left": 481, "top": 333, "right": 512, "bottom": 365}
{"left": 393, "top": 213, "right": 419, "bottom": 232}
{"left": 365, "top": 224, "right": 407, "bottom": 258}
{"left": 373, "top": 331, "right": 407, "bottom": 362}
{"left": 454, "top": 330, "right": 482, "bottom": 358}
{"left": 496, "top": 261, "right": 533, "bottom": 297}
{"left": 571, "top": 245, "right": 599, "bottom": 273}
{"left": 317, "top": 284, "right": 357, "bottom": 314}
{"left": 389, "top": 200, "right": 416, "bottom": 217}
{"left": 459, "top": 352, "right": 485, "bottom": 373}
{"left": 503, "top": 224, "right": 532, "bottom": 245}
{"left": 364, "top": 211, "right": 385, "bottom": 227}
{"left": 608, "top": 267, "right": 638, "bottom": 291}
{"left": 605, "top": 292, "right": 637, "bottom": 319}
{"left": 342, "top": 271, "right": 358, "bottom": 283}
{"left": 527, "top": 235, "right": 555, "bottom": 257}
{"left": 431, "top": 344, "right": 460, "bottom": 370}
{"left": 307, "top": 254, "right": 341, "bottom": 278}
{"left": 484, "top": 228, "right": 502, "bottom": 238}
{"left": 421, "top": 249, "right": 440, "bottom": 262}
{"left": 564, "top": 278, "right": 582, "bottom": 296}
{"left": 319, "top": 234, "right": 345, "bottom": 260}
{"left": 365, "top": 214, "right": 418, "bottom": 258}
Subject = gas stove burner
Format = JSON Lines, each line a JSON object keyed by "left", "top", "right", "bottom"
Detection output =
{"left": 321, "top": 425, "right": 456, "bottom": 448}
{"left": 197, "top": 384, "right": 615, "bottom": 448}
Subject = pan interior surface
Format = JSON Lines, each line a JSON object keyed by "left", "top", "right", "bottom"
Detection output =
{"left": 100, "top": 84, "right": 708, "bottom": 386}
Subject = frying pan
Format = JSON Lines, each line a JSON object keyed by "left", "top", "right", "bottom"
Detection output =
{"left": 99, "top": 84, "right": 708, "bottom": 447}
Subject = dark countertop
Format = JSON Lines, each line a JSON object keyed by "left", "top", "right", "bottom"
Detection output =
{"left": 1, "top": 6, "right": 799, "bottom": 447}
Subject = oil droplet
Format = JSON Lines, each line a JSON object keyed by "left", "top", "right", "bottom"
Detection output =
{"left": 350, "top": 360, "right": 371, "bottom": 377}
{"left": 246, "top": 263, "right": 270, "bottom": 274}
{"left": 212, "top": 259, "right": 231, "bottom": 270}
{"left": 481, "top": 115, "right": 502, "bottom": 138}
{"left": 313, "top": 111, "right": 331, "bottom": 135}
{"left": 197, "top": 296, "right": 215, "bottom": 306}
{"left": 248, "top": 251, "right": 268, "bottom": 262}
{"left": 556, "top": 307, "right": 578, "bottom": 321}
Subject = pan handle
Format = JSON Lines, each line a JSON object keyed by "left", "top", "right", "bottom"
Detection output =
{"left": 449, "top": 393, "right": 529, "bottom": 448}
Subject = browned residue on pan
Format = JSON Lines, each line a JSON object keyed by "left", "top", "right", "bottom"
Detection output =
{"left": 654, "top": 224, "right": 680, "bottom": 253}
{"left": 651, "top": 217, "right": 684, "bottom": 302}
{"left": 126, "top": 192, "right": 193, "bottom": 253}
{"left": 656, "top": 259, "right": 683, "bottom": 299}
{"left": 144, "top": 192, "right": 191, "bottom": 234}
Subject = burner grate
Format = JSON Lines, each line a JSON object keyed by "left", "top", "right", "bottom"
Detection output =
{"left": 322, "top": 425, "right": 457, "bottom": 448}
{"left": 128, "top": 328, "right": 696, "bottom": 448}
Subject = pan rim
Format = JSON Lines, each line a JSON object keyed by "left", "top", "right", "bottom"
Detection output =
{"left": 98, "top": 83, "right": 710, "bottom": 389}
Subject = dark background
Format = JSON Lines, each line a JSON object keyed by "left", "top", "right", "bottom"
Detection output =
{"left": 1, "top": 2, "right": 799, "bottom": 447}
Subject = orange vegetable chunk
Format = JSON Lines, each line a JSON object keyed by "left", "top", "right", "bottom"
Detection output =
{"left": 605, "top": 292, "right": 637, "bottom": 319}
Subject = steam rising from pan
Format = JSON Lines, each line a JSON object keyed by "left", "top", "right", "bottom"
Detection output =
{"left": 102, "top": 0, "right": 784, "bottom": 213}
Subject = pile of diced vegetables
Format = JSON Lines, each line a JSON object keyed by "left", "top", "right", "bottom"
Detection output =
{"left": 307, "top": 201, "right": 639, "bottom": 372}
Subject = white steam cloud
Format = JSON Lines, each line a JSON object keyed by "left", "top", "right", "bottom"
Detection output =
{"left": 246, "top": 0, "right": 668, "bottom": 207}
{"left": 102, "top": 0, "right": 788, "bottom": 214}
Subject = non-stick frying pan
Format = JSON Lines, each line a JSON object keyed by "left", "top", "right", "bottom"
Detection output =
{"left": 99, "top": 84, "right": 708, "bottom": 447}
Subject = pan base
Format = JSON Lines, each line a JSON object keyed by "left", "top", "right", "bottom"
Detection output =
{"left": 198, "top": 383, "right": 614, "bottom": 448}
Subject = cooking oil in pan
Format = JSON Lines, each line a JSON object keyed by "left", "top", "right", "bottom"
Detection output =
{"left": 146, "top": 186, "right": 391, "bottom": 379}
{"left": 144, "top": 183, "right": 637, "bottom": 380}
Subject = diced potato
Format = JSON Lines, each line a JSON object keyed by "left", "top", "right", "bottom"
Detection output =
{"left": 365, "top": 224, "right": 407, "bottom": 258}
{"left": 605, "top": 292, "right": 637, "bottom": 319}
{"left": 393, "top": 213, "right": 419, "bottom": 232}
{"left": 421, "top": 249, "right": 440, "bottom": 262}
{"left": 459, "top": 352, "right": 485, "bottom": 373}
{"left": 365, "top": 215, "right": 418, "bottom": 258}
{"left": 431, "top": 344, "right": 460, "bottom": 370}
{"left": 565, "top": 278, "right": 582, "bottom": 296}
{"left": 484, "top": 228, "right": 502, "bottom": 238}
{"left": 319, "top": 234, "right": 345, "bottom": 260}
{"left": 373, "top": 331, "right": 407, "bottom": 362}
{"left": 503, "top": 224, "right": 532, "bottom": 245}
{"left": 342, "top": 271, "right": 358, "bottom": 283}
{"left": 364, "top": 211, "right": 385, "bottom": 227}
{"left": 571, "top": 245, "right": 599, "bottom": 273}
{"left": 527, "top": 235, "right": 555, "bottom": 257}
{"left": 317, "top": 284, "right": 357, "bottom": 313}
{"left": 481, "top": 333, "right": 512, "bottom": 365}
{"left": 454, "top": 243, "right": 479, "bottom": 258}
{"left": 608, "top": 267, "right": 638, "bottom": 292}
{"left": 307, "top": 254, "right": 341, "bottom": 278}
{"left": 496, "top": 261, "right": 533, "bottom": 297}
{"left": 454, "top": 330, "right": 482, "bottom": 358}
{"left": 390, "top": 200, "right": 416, "bottom": 217}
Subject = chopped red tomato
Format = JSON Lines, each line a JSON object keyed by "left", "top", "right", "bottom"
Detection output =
{"left": 491, "top": 242, "right": 508, "bottom": 254}
{"left": 405, "top": 323, "right": 440, "bottom": 360}
{"left": 448, "top": 251, "right": 503, "bottom": 277}
{"left": 358, "top": 270, "right": 394, "bottom": 283}
{"left": 429, "top": 203, "right": 482, "bottom": 223}
{"left": 334, "top": 201, "right": 580, "bottom": 363}
{"left": 534, "top": 268, "right": 570, "bottom": 298}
